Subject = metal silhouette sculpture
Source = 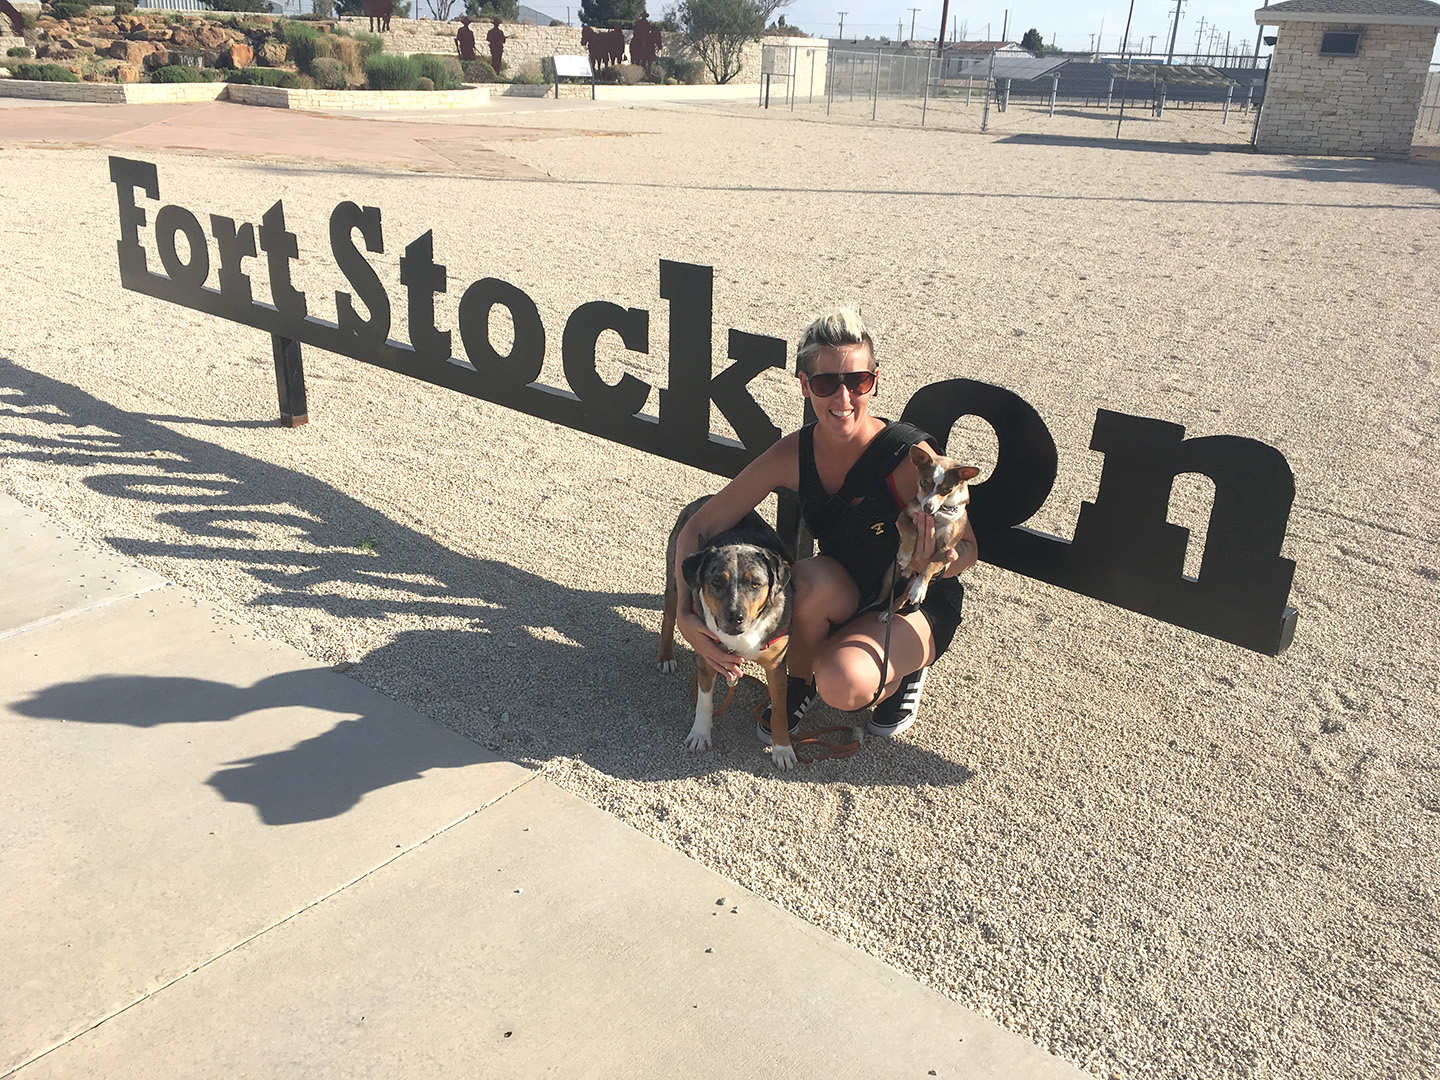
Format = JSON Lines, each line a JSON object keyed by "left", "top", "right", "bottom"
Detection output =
{"left": 486, "top": 18, "right": 505, "bottom": 72}
{"left": 455, "top": 16, "right": 476, "bottom": 62}
{"left": 108, "top": 154, "right": 1300, "bottom": 656}
{"left": 629, "top": 10, "right": 661, "bottom": 75}
{"left": 581, "top": 24, "right": 623, "bottom": 67}
{"left": 365, "top": 0, "right": 392, "bottom": 33}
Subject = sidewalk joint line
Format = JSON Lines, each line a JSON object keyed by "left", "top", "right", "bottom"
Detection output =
{"left": 1, "top": 769, "right": 541, "bottom": 1078}
{"left": 0, "top": 581, "right": 171, "bottom": 643}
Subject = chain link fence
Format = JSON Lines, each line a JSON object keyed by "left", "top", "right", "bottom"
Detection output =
{"left": 1416, "top": 65, "right": 1440, "bottom": 148}
{"left": 761, "top": 47, "right": 1269, "bottom": 149}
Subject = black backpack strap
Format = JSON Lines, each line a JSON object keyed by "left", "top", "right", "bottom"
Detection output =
{"left": 835, "top": 421, "right": 933, "bottom": 502}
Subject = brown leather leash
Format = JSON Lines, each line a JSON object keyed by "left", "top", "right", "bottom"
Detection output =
{"left": 691, "top": 672, "right": 764, "bottom": 717}
{"left": 748, "top": 699, "right": 859, "bottom": 763}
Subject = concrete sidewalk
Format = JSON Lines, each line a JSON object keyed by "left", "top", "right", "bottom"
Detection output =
{"left": 0, "top": 491, "right": 1088, "bottom": 1079}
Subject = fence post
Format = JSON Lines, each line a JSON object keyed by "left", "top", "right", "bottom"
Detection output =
{"left": 790, "top": 45, "right": 797, "bottom": 109}
{"left": 1107, "top": 76, "right": 1114, "bottom": 110}
{"left": 922, "top": 54, "right": 931, "bottom": 126}
{"left": 966, "top": 75, "right": 973, "bottom": 105}
{"left": 871, "top": 51, "right": 879, "bottom": 120}
{"left": 1049, "top": 74, "right": 1058, "bottom": 116}
{"left": 850, "top": 51, "right": 856, "bottom": 101}
{"left": 1157, "top": 81, "right": 1166, "bottom": 116}
{"left": 1223, "top": 82, "right": 1233, "bottom": 124}
{"left": 1001, "top": 77, "right": 1010, "bottom": 112}
{"left": 981, "top": 51, "right": 995, "bottom": 131}
{"left": 826, "top": 49, "right": 834, "bottom": 115}
{"left": 1244, "top": 82, "right": 1254, "bottom": 113}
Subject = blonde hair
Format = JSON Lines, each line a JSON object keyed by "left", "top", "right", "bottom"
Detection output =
{"left": 795, "top": 308, "right": 875, "bottom": 375}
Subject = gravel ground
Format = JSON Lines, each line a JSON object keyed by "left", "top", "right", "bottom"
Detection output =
{"left": 1, "top": 105, "right": 1437, "bottom": 1080}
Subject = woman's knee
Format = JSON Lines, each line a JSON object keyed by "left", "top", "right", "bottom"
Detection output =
{"left": 813, "top": 645, "right": 885, "bottom": 712}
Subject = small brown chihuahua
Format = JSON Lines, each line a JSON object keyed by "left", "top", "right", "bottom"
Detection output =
{"left": 886, "top": 444, "right": 980, "bottom": 619}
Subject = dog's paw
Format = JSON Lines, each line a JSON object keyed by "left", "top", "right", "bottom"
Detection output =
{"left": 657, "top": 658, "right": 677, "bottom": 674}
{"left": 771, "top": 743, "right": 798, "bottom": 771}
{"left": 876, "top": 608, "right": 892, "bottom": 624}
{"left": 684, "top": 726, "right": 713, "bottom": 752}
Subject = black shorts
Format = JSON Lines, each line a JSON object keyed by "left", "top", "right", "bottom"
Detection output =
{"left": 847, "top": 574, "right": 964, "bottom": 658}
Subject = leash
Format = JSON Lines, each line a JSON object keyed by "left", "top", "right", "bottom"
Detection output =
{"left": 746, "top": 697, "right": 859, "bottom": 763}
{"left": 859, "top": 571, "right": 903, "bottom": 712}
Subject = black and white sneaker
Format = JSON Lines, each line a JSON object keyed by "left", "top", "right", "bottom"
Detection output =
{"left": 867, "top": 666, "right": 928, "bottom": 737}
{"left": 757, "top": 676, "right": 818, "bottom": 744}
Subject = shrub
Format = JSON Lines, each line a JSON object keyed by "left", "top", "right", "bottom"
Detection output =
{"left": 151, "top": 63, "right": 210, "bottom": 81}
{"left": 111, "top": 0, "right": 135, "bottom": 13}
{"left": 653, "top": 54, "right": 701, "bottom": 84}
{"left": 278, "top": 71, "right": 315, "bottom": 88}
{"left": 353, "top": 31, "right": 383, "bottom": 61}
{"left": 415, "top": 75, "right": 433, "bottom": 90}
{"left": 274, "top": 19, "right": 320, "bottom": 71}
{"left": 611, "top": 61, "right": 642, "bottom": 84}
{"left": 364, "top": 51, "right": 419, "bottom": 89}
{"left": 309, "top": 55, "right": 347, "bottom": 88}
{"left": 10, "top": 62, "right": 81, "bottom": 81}
{"left": 414, "top": 52, "right": 461, "bottom": 90}
{"left": 463, "top": 57, "right": 496, "bottom": 82}
{"left": 49, "top": 2, "right": 88, "bottom": 19}
{"left": 200, "top": 0, "right": 272, "bottom": 10}
{"left": 325, "top": 33, "right": 362, "bottom": 73}
{"left": 226, "top": 65, "right": 288, "bottom": 84}
{"left": 311, "top": 0, "right": 335, "bottom": 14}
{"left": 7, "top": 46, "right": 32, "bottom": 58}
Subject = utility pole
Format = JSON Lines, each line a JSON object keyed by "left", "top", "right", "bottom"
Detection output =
{"left": 837, "top": 10, "right": 847, "bottom": 38}
{"left": 1194, "top": 15, "right": 1208, "bottom": 56}
{"left": 1001, "top": 8, "right": 1008, "bottom": 41}
{"left": 1120, "top": 0, "right": 1136, "bottom": 57}
{"left": 1165, "top": 0, "right": 1184, "bottom": 63}
{"left": 1254, "top": 0, "right": 1269, "bottom": 68}
{"left": 909, "top": 7, "right": 919, "bottom": 41}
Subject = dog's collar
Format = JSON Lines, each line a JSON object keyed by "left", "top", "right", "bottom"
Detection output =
{"left": 765, "top": 624, "right": 791, "bottom": 649}
{"left": 933, "top": 503, "right": 967, "bottom": 518}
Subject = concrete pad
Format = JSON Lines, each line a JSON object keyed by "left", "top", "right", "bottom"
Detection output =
{"left": 1, "top": 582, "right": 532, "bottom": 1076}
{"left": 12, "top": 777, "right": 1088, "bottom": 1080}
{"left": 0, "top": 492, "right": 166, "bottom": 636}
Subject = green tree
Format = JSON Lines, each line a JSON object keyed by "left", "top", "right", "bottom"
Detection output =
{"left": 578, "top": 0, "right": 643, "bottom": 27}
{"left": 1020, "top": 27, "right": 1047, "bottom": 54}
{"left": 465, "top": 0, "right": 518, "bottom": 18}
{"left": 673, "top": 0, "right": 761, "bottom": 84}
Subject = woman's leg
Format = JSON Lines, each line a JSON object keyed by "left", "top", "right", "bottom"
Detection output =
{"left": 812, "top": 608, "right": 937, "bottom": 712}
{"left": 785, "top": 556, "right": 859, "bottom": 682}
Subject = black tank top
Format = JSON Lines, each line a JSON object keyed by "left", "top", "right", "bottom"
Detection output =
{"left": 798, "top": 420, "right": 933, "bottom": 609}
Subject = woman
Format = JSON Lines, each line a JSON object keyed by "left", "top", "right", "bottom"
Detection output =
{"left": 674, "top": 308, "right": 977, "bottom": 741}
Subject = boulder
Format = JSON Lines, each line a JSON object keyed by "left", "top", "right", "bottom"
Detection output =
{"left": 135, "top": 28, "right": 173, "bottom": 42}
{"left": 36, "top": 43, "right": 76, "bottom": 59}
{"left": 142, "top": 47, "right": 171, "bottom": 70}
{"left": 113, "top": 15, "right": 145, "bottom": 33}
{"left": 191, "top": 24, "right": 232, "bottom": 50}
{"left": 258, "top": 41, "right": 286, "bottom": 66}
{"left": 76, "top": 36, "right": 115, "bottom": 50}
{"left": 115, "top": 62, "right": 140, "bottom": 83}
{"left": 219, "top": 41, "right": 252, "bottom": 69}
{"left": 108, "top": 38, "right": 153, "bottom": 64}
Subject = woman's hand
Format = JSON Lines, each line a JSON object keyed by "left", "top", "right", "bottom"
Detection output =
{"left": 901, "top": 511, "right": 974, "bottom": 578}
{"left": 676, "top": 599, "right": 744, "bottom": 684}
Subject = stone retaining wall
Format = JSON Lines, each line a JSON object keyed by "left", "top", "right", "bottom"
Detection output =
{"left": 1257, "top": 20, "right": 1438, "bottom": 155}
{"left": 342, "top": 16, "right": 786, "bottom": 84}
{"left": 0, "top": 79, "right": 226, "bottom": 102}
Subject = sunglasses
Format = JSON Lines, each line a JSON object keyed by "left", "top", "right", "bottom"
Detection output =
{"left": 804, "top": 370, "right": 877, "bottom": 397}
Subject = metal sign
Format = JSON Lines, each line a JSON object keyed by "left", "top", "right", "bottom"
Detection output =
{"left": 109, "top": 155, "right": 1298, "bottom": 655}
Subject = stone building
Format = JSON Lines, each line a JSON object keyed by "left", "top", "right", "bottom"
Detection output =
{"left": 1254, "top": 0, "right": 1440, "bottom": 155}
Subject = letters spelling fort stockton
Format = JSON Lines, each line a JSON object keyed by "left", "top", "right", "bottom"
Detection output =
{"left": 109, "top": 155, "right": 1299, "bottom": 656}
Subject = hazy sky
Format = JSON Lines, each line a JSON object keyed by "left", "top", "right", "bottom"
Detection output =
{"left": 503, "top": 0, "right": 1437, "bottom": 66}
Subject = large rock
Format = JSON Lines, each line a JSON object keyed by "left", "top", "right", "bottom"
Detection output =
{"left": 191, "top": 24, "right": 233, "bottom": 50}
{"left": 114, "top": 62, "right": 141, "bottom": 83}
{"left": 134, "top": 28, "right": 173, "bottom": 42}
{"left": 113, "top": 15, "right": 145, "bottom": 33}
{"left": 75, "top": 36, "right": 115, "bottom": 50}
{"left": 258, "top": 41, "right": 287, "bottom": 66}
{"left": 142, "top": 47, "right": 171, "bottom": 70}
{"left": 219, "top": 41, "right": 252, "bottom": 69}
{"left": 108, "top": 38, "right": 154, "bottom": 64}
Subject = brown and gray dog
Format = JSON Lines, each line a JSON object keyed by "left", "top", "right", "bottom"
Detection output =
{"left": 884, "top": 444, "right": 980, "bottom": 620}
{"left": 657, "top": 497, "right": 797, "bottom": 769}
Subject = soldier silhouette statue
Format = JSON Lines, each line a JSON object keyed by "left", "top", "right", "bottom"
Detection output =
{"left": 455, "top": 16, "right": 476, "bottom": 62}
{"left": 487, "top": 18, "right": 506, "bottom": 73}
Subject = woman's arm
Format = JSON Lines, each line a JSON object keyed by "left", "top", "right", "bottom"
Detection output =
{"left": 673, "top": 432, "right": 801, "bottom": 681}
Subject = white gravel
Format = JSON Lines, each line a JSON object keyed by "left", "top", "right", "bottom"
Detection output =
{"left": 1, "top": 105, "right": 1437, "bottom": 1080}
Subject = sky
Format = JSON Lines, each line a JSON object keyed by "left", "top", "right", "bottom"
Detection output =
{"left": 456, "top": 0, "right": 1439, "bottom": 66}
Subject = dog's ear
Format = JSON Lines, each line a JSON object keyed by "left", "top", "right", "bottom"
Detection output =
{"left": 957, "top": 465, "right": 980, "bottom": 482}
{"left": 681, "top": 549, "right": 708, "bottom": 589}
{"left": 766, "top": 550, "right": 792, "bottom": 593}
{"left": 909, "top": 444, "right": 935, "bottom": 468}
